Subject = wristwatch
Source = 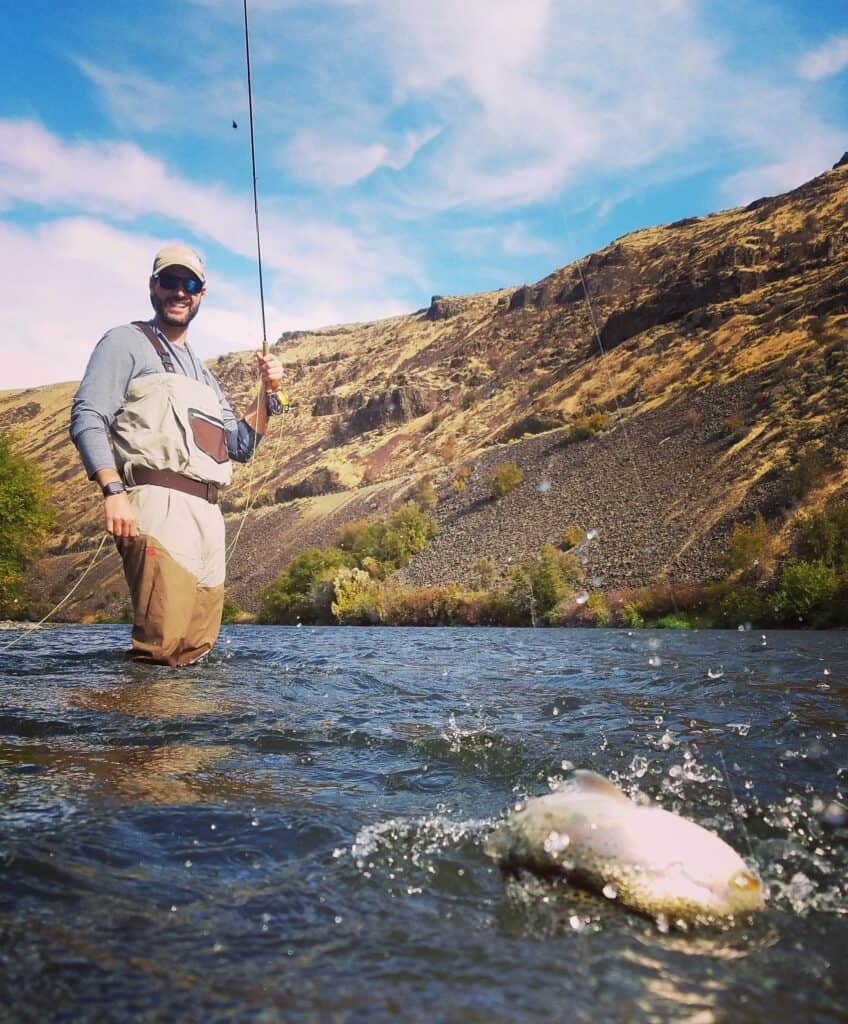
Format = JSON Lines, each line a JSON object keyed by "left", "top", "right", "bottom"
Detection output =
{"left": 102, "top": 481, "right": 126, "bottom": 497}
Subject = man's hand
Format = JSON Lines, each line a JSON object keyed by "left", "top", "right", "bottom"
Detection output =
{"left": 255, "top": 351, "right": 283, "bottom": 392}
{"left": 105, "top": 491, "right": 139, "bottom": 538}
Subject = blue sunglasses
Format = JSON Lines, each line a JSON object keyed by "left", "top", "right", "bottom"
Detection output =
{"left": 155, "top": 271, "right": 204, "bottom": 295}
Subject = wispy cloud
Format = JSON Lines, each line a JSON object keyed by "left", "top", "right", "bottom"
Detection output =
{"left": 798, "top": 33, "right": 848, "bottom": 81}
{"left": 285, "top": 126, "right": 441, "bottom": 188}
{"left": 0, "top": 118, "right": 417, "bottom": 296}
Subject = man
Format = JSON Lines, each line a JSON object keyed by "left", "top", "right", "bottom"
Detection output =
{"left": 70, "top": 243, "right": 283, "bottom": 666}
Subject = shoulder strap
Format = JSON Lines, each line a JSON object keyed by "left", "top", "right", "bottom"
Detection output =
{"left": 132, "top": 320, "right": 175, "bottom": 374}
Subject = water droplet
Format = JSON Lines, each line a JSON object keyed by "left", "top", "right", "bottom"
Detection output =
{"left": 707, "top": 667, "right": 724, "bottom": 679}
{"left": 630, "top": 755, "right": 649, "bottom": 778}
{"left": 561, "top": 759, "right": 574, "bottom": 772}
{"left": 648, "top": 655, "right": 661, "bottom": 667}
{"left": 569, "top": 915, "right": 584, "bottom": 931}
{"left": 576, "top": 591, "right": 589, "bottom": 605}
{"left": 602, "top": 883, "right": 618, "bottom": 900}
{"left": 552, "top": 706, "right": 560, "bottom": 716}
{"left": 210, "top": 824, "right": 217, "bottom": 831}
{"left": 251, "top": 818, "right": 259, "bottom": 827}
{"left": 334, "top": 915, "right": 343, "bottom": 925}
{"left": 823, "top": 668, "right": 831, "bottom": 676}
{"left": 184, "top": 859, "right": 193, "bottom": 868}
{"left": 543, "top": 831, "right": 571, "bottom": 854}
{"left": 170, "top": 905, "right": 178, "bottom": 913}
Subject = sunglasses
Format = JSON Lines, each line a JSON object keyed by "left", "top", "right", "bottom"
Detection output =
{"left": 155, "top": 271, "right": 204, "bottom": 295}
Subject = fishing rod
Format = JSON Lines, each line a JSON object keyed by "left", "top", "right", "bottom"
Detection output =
{"left": 242, "top": 0, "right": 284, "bottom": 416}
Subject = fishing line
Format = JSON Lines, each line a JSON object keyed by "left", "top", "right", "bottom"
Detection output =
{"left": 0, "top": 533, "right": 110, "bottom": 653}
{"left": 224, "top": 0, "right": 287, "bottom": 568}
{"left": 717, "top": 750, "right": 756, "bottom": 861}
{"left": 577, "top": 259, "right": 680, "bottom": 615}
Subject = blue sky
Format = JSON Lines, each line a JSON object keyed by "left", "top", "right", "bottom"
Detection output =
{"left": 1, "top": 0, "right": 846, "bottom": 388}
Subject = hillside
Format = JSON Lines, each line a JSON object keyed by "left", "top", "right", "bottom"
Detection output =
{"left": 2, "top": 155, "right": 847, "bottom": 620}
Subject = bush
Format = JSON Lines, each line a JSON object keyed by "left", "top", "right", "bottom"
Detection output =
{"left": 772, "top": 559, "right": 838, "bottom": 625}
{"left": 257, "top": 546, "right": 354, "bottom": 623}
{"left": 787, "top": 444, "right": 829, "bottom": 503}
{"left": 331, "top": 567, "right": 382, "bottom": 624}
{"left": 619, "top": 604, "right": 645, "bottom": 628}
{"left": 471, "top": 555, "right": 498, "bottom": 591}
{"left": 564, "top": 412, "right": 609, "bottom": 444}
{"left": 560, "top": 523, "right": 585, "bottom": 551}
{"left": 408, "top": 475, "right": 437, "bottom": 511}
{"left": 0, "top": 432, "right": 57, "bottom": 611}
{"left": 795, "top": 500, "right": 848, "bottom": 572}
{"left": 727, "top": 512, "right": 769, "bottom": 576}
{"left": 490, "top": 461, "right": 524, "bottom": 499}
{"left": 507, "top": 544, "right": 582, "bottom": 622}
{"left": 451, "top": 465, "right": 470, "bottom": 492}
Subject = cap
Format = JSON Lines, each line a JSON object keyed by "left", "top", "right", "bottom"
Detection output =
{"left": 152, "top": 243, "right": 206, "bottom": 283}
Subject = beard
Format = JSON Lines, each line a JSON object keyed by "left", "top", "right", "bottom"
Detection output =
{"left": 150, "top": 291, "right": 201, "bottom": 328}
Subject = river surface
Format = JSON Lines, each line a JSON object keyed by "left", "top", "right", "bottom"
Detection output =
{"left": 0, "top": 625, "right": 846, "bottom": 1022}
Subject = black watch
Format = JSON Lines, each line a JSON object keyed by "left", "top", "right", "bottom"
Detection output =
{"left": 102, "top": 481, "right": 126, "bottom": 497}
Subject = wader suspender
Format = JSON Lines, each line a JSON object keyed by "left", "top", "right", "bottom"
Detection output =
{"left": 132, "top": 321, "right": 175, "bottom": 373}
{"left": 126, "top": 321, "right": 221, "bottom": 504}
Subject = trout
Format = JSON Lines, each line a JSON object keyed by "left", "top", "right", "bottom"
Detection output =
{"left": 485, "top": 771, "right": 765, "bottom": 920}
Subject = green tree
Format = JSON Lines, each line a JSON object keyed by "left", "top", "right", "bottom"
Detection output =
{"left": 0, "top": 432, "right": 56, "bottom": 610}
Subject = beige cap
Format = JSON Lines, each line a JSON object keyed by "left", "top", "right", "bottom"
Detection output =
{"left": 152, "top": 243, "right": 206, "bottom": 283}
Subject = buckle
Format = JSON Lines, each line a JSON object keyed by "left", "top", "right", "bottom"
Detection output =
{"left": 207, "top": 482, "right": 219, "bottom": 504}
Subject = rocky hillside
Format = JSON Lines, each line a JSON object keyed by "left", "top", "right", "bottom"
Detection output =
{"left": 3, "top": 155, "right": 847, "bottom": 619}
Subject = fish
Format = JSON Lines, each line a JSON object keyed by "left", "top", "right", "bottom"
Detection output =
{"left": 485, "top": 770, "right": 765, "bottom": 920}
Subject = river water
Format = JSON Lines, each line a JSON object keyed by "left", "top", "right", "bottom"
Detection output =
{"left": 0, "top": 625, "right": 845, "bottom": 1022}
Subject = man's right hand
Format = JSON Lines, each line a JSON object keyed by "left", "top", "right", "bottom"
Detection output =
{"left": 105, "top": 492, "right": 139, "bottom": 537}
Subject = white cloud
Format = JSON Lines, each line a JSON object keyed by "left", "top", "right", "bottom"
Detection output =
{"left": 798, "top": 34, "right": 848, "bottom": 81}
{"left": 0, "top": 118, "right": 417, "bottom": 298}
{"left": 0, "top": 215, "right": 410, "bottom": 390}
{"left": 285, "top": 126, "right": 440, "bottom": 187}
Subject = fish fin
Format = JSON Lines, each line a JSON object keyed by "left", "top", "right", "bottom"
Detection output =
{"left": 572, "top": 771, "right": 631, "bottom": 802}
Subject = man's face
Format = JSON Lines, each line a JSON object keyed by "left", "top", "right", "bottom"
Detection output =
{"left": 149, "top": 265, "right": 206, "bottom": 328}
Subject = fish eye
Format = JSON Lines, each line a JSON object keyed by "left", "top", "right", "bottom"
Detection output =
{"left": 731, "top": 870, "right": 761, "bottom": 891}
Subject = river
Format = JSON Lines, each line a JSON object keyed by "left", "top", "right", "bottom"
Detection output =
{"left": 0, "top": 625, "right": 845, "bottom": 1022}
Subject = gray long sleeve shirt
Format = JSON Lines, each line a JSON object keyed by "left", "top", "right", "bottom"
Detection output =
{"left": 70, "top": 321, "right": 260, "bottom": 478}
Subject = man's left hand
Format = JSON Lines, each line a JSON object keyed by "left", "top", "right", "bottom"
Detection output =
{"left": 256, "top": 351, "right": 283, "bottom": 392}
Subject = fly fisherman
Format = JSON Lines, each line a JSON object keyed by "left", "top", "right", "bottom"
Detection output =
{"left": 70, "top": 244, "right": 284, "bottom": 667}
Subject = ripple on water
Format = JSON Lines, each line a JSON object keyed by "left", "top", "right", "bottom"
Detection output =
{"left": 0, "top": 624, "right": 846, "bottom": 1021}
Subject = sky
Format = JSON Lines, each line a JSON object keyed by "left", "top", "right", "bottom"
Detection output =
{"left": 1, "top": 0, "right": 847, "bottom": 390}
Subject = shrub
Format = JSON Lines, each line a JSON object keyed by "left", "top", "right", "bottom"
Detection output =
{"left": 471, "top": 555, "right": 498, "bottom": 591}
{"left": 451, "top": 465, "right": 470, "bottom": 492}
{"left": 221, "top": 599, "right": 243, "bottom": 624}
{"left": 585, "top": 592, "right": 611, "bottom": 626}
{"left": 490, "top": 461, "right": 524, "bottom": 499}
{"left": 795, "top": 500, "right": 848, "bottom": 572}
{"left": 619, "top": 604, "right": 645, "bottom": 628}
{"left": 772, "top": 559, "right": 838, "bottom": 624}
{"left": 788, "top": 444, "right": 828, "bottom": 502}
{"left": 331, "top": 567, "right": 382, "bottom": 624}
{"left": 560, "top": 523, "right": 585, "bottom": 550}
{"left": 727, "top": 512, "right": 770, "bottom": 576}
{"left": 408, "top": 475, "right": 437, "bottom": 511}
{"left": 0, "top": 432, "right": 57, "bottom": 611}
{"left": 257, "top": 546, "right": 353, "bottom": 623}
{"left": 564, "top": 412, "right": 609, "bottom": 444}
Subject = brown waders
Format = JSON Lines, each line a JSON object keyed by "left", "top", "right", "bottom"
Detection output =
{"left": 110, "top": 324, "right": 233, "bottom": 667}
